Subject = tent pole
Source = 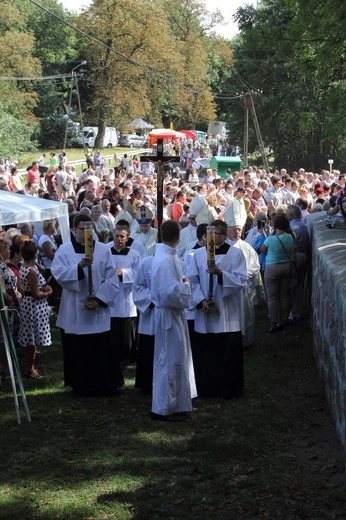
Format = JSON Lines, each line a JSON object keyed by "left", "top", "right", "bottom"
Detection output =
{"left": 0, "top": 289, "right": 31, "bottom": 423}
{"left": 2, "top": 326, "right": 21, "bottom": 424}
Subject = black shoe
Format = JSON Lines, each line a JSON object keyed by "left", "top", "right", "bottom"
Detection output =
{"left": 150, "top": 412, "right": 169, "bottom": 421}
{"left": 268, "top": 325, "right": 280, "bottom": 333}
{"left": 169, "top": 412, "right": 191, "bottom": 422}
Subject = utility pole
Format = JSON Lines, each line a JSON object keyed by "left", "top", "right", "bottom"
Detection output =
{"left": 74, "top": 72, "right": 85, "bottom": 150}
{"left": 243, "top": 94, "right": 251, "bottom": 166}
{"left": 63, "top": 75, "right": 74, "bottom": 150}
{"left": 241, "top": 91, "right": 270, "bottom": 174}
{"left": 63, "top": 61, "right": 86, "bottom": 150}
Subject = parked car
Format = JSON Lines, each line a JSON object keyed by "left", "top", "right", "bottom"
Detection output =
{"left": 118, "top": 134, "right": 146, "bottom": 147}
{"left": 193, "top": 158, "right": 211, "bottom": 178}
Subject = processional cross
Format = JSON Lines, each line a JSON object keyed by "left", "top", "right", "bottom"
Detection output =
{"left": 140, "top": 138, "right": 177, "bottom": 242}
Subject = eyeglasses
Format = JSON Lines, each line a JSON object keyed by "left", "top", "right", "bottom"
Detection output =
{"left": 215, "top": 232, "right": 224, "bottom": 235}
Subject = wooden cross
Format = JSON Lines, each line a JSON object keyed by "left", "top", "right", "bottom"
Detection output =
{"left": 140, "top": 138, "right": 177, "bottom": 242}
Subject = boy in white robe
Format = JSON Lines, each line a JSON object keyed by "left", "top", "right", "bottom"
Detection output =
{"left": 151, "top": 220, "right": 197, "bottom": 420}
{"left": 108, "top": 225, "right": 141, "bottom": 364}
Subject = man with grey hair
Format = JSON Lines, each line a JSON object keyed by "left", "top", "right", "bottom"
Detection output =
{"left": 286, "top": 204, "right": 310, "bottom": 320}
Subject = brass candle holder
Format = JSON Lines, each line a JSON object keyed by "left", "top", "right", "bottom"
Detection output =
{"left": 84, "top": 222, "right": 99, "bottom": 310}
{"left": 205, "top": 226, "right": 219, "bottom": 316}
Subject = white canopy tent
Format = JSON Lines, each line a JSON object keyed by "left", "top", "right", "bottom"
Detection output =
{"left": 127, "top": 118, "right": 154, "bottom": 129}
{"left": 0, "top": 191, "right": 70, "bottom": 243}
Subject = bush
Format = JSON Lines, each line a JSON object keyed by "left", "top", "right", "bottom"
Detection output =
{"left": 0, "top": 105, "right": 38, "bottom": 157}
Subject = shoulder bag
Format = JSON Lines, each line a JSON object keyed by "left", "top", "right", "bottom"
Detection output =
{"left": 276, "top": 235, "right": 298, "bottom": 287}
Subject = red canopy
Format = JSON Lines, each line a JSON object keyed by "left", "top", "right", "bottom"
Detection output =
{"left": 148, "top": 129, "right": 185, "bottom": 148}
{"left": 179, "top": 129, "right": 197, "bottom": 140}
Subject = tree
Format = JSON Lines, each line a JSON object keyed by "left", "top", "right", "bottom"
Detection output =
{"left": 39, "top": 115, "right": 79, "bottom": 149}
{"left": 15, "top": 0, "right": 82, "bottom": 151}
{"left": 160, "top": 0, "right": 228, "bottom": 128}
{"left": 76, "top": 0, "right": 184, "bottom": 147}
{"left": 0, "top": 0, "right": 42, "bottom": 123}
{"left": 16, "top": 0, "right": 79, "bottom": 76}
{"left": 0, "top": 103, "right": 37, "bottom": 157}
{"left": 215, "top": 0, "right": 346, "bottom": 170}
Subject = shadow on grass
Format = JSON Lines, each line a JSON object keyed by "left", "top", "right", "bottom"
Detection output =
{"left": 0, "top": 304, "right": 346, "bottom": 519}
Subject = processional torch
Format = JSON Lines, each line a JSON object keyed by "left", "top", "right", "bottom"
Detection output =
{"left": 84, "top": 222, "right": 99, "bottom": 310}
{"left": 206, "top": 225, "right": 219, "bottom": 316}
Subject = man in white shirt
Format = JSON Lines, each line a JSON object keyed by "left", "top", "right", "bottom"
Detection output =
{"left": 223, "top": 187, "right": 248, "bottom": 228}
{"left": 267, "top": 176, "right": 284, "bottom": 215}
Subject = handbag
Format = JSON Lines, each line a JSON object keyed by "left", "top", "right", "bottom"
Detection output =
{"left": 61, "top": 181, "right": 70, "bottom": 192}
{"left": 276, "top": 235, "right": 298, "bottom": 287}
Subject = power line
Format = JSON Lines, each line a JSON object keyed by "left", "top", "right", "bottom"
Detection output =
{"left": 0, "top": 73, "right": 75, "bottom": 81}
{"left": 26, "top": 0, "right": 246, "bottom": 101}
{"left": 232, "top": 68, "right": 257, "bottom": 92}
{"left": 27, "top": 0, "right": 199, "bottom": 95}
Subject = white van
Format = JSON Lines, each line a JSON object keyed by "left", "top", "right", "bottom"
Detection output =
{"left": 76, "top": 126, "right": 118, "bottom": 148}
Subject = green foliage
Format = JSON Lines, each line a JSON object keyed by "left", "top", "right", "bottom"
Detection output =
{"left": 14, "top": 0, "right": 82, "bottom": 120}
{"left": 39, "top": 116, "right": 79, "bottom": 149}
{"left": 215, "top": 0, "right": 346, "bottom": 171}
{"left": 0, "top": 0, "right": 41, "bottom": 123}
{"left": 4, "top": 0, "right": 344, "bottom": 168}
{"left": 16, "top": 0, "right": 79, "bottom": 74}
{"left": 33, "top": 81, "right": 66, "bottom": 119}
{"left": 0, "top": 103, "right": 37, "bottom": 156}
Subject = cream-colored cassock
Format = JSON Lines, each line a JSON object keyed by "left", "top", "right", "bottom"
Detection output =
{"left": 227, "top": 238, "right": 260, "bottom": 347}
{"left": 177, "top": 223, "right": 197, "bottom": 258}
{"left": 130, "top": 227, "right": 158, "bottom": 257}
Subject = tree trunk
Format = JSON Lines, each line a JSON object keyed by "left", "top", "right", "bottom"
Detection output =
{"left": 95, "top": 106, "right": 106, "bottom": 149}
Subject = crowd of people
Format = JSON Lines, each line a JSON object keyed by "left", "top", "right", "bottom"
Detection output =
{"left": 1, "top": 142, "right": 346, "bottom": 421}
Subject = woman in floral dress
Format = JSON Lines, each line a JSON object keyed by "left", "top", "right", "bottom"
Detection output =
{"left": 18, "top": 241, "right": 52, "bottom": 379}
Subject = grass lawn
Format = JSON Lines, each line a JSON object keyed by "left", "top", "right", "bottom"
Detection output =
{"left": 18, "top": 148, "right": 146, "bottom": 172}
{"left": 0, "top": 304, "right": 345, "bottom": 520}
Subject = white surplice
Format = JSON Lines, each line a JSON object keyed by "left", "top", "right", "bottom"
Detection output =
{"left": 133, "top": 255, "right": 155, "bottom": 335}
{"left": 108, "top": 247, "right": 141, "bottom": 318}
{"left": 227, "top": 238, "right": 260, "bottom": 344}
{"left": 51, "top": 241, "right": 118, "bottom": 334}
{"left": 186, "top": 245, "right": 248, "bottom": 334}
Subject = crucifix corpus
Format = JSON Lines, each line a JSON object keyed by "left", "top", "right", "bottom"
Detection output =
{"left": 140, "top": 138, "right": 177, "bottom": 242}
